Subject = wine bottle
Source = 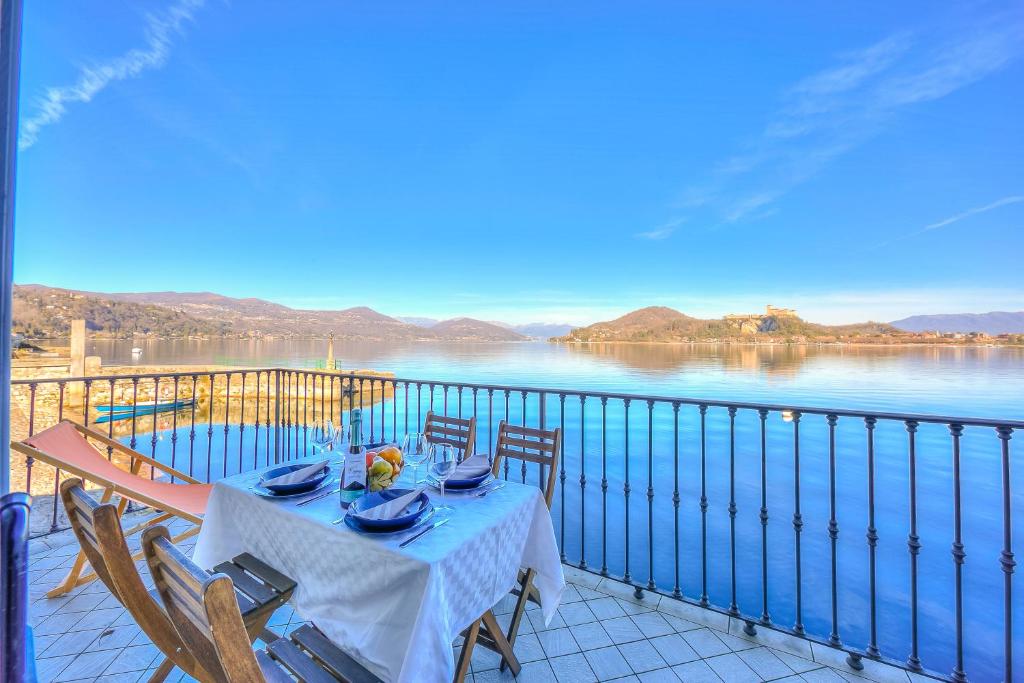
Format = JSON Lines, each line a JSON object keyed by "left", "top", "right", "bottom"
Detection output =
{"left": 340, "top": 409, "right": 366, "bottom": 506}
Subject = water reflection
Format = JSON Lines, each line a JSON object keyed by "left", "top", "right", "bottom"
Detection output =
{"left": 565, "top": 342, "right": 809, "bottom": 375}
{"left": 75, "top": 338, "right": 1024, "bottom": 419}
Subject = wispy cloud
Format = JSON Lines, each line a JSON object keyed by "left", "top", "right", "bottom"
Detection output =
{"left": 923, "top": 195, "right": 1024, "bottom": 231}
{"left": 868, "top": 194, "right": 1024, "bottom": 250}
{"left": 634, "top": 219, "right": 683, "bottom": 240}
{"left": 19, "top": 0, "right": 205, "bottom": 150}
{"left": 677, "top": 9, "right": 1024, "bottom": 224}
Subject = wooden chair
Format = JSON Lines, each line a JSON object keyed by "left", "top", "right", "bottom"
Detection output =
{"left": 455, "top": 421, "right": 562, "bottom": 679}
{"left": 2, "top": 492, "right": 37, "bottom": 683}
{"left": 143, "top": 525, "right": 381, "bottom": 683}
{"left": 11, "top": 420, "right": 213, "bottom": 597}
{"left": 489, "top": 421, "right": 561, "bottom": 508}
{"left": 59, "top": 478, "right": 296, "bottom": 682}
{"left": 423, "top": 411, "right": 476, "bottom": 461}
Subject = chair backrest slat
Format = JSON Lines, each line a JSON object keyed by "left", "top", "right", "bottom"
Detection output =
{"left": 424, "top": 411, "right": 476, "bottom": 461}
{"left": 496, "top": 435, "right": 558, "bottom": 454}
{"left": 144, "top": 527, "right": 266, "bottom": 683}
{"left": 491, "top": 421, "right": 562, "bottom": 508}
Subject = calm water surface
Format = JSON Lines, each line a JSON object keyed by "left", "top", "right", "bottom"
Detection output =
{"left": 90, "top": 339, "right": 1023, "bottom": 678}
{"left": 90, "top": 338, "right": 1023, "bottom": 419}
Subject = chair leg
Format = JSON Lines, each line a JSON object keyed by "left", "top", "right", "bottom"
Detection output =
{"left": 48, "top": 501, "right": 201, "bottom": 598}
{"left": 499, "top": 568, "right": 535, "bottom": 670}
{"left": 454, "top": 619, "right": 479, "bottom": 682}
{"left": 47, "top": 487, "right": 120, "bottom": 597}
{"left": 146, "top": 657, "right": 176, "bottom": 683}
{"left": 481, "top": 609, "right": 520, "bottom": 677}
{"left": 45, "top": 549, "right": 92, "bottom": 598}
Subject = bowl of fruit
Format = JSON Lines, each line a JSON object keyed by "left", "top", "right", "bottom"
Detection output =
{"left": 365, "top": 444, "right": 404, "bottom": 492}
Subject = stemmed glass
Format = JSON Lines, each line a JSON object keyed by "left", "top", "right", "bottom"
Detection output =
{"left": 327, "top": 423, "right": 348, "bottom": 466}
{"left": 401, "top": 433, "right": 430, "bottom": 484}
{"left": 310, "top": 421, "right": 334, "bottom": 455}
{"left": 428, "top": 443, "right": 457, "bottom": 512}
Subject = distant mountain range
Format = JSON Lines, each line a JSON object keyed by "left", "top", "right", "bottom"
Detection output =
{"left": 14, "top": 284, "right": 1020, "bottom": 343}
{"left": 397, "top": 317, "right": 574, "bottom": 339}
{"left": 889, "top": 311, "right": 1024, "bottom": 335}
{"left": 12, "top": 285, "right": 527, "bottom": 342}
{"left": 557, "top": 306, "right": 901, "bottom": 342}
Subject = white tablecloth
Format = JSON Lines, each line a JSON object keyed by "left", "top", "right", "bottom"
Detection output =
{"left": 192, "top": 461, "right": 565, "bottom": 682}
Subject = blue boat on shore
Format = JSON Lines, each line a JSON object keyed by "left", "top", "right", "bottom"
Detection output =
{"left": 94, "top": 399, "right": 195, "bottom": 423}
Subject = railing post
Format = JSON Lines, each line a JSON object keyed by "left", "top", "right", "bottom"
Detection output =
{"left": 949, "top": 423, "right": 966, "bottom": 683}
{"left": 49, "top": 382, "right": 66, "bottom": 532}
{"left": 997, "top": 425, "right": 1014, "bottom": 683}
{"left": 23, "top": 383, "right": 35, "bottom": 493}
{"left": 600, "top": 396, "right": 608, "bottom": 577}
{"left": 579, "top": 395, "right": 587, "bottom": 570}
{"left": 646, "top": 399, "right": 655, "bottom": 595}
{"left": 864, "top": 417, "right": 880, "bottom": 660}
{"left": 274, "top": 369, "right": 281, "bottom": 464}
{"left": 728, "top": 406, "right": 739, "bottom": 616}
{"left": 754, "top": 408, "right": 770, "bottom": 633}
{"left": 827, "top": 414, "right": 841, "bottom": 647}
{"left": 671, "top": 402, "right": 681, "bottom": 599}
{"left": 792, "top": 410, "right": 804, "bottom": 634}
{"left": 905, "top": 420, "right": 922, "bottom": 672}
{"left": 699, "top": 404, "right": 709, "bottom": 607}
{"left": 623, "top": 398, "right": 632, "bottom": 587}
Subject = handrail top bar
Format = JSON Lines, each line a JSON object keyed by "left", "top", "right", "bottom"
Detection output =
{"left": 12, "top": 366, "right": 1024, "bottom": 429}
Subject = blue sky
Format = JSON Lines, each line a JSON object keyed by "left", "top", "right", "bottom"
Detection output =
{"left": 12, "top": 1, "right": 1024, "bottom": 325}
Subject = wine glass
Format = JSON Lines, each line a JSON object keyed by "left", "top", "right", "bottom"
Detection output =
{"left": 401, "top": 432, "right": 430, "bottom": 484}
{"left": 310, "top": 420, "right": 334, "bottom": 455}
{"left": 429, "top": 443, "right": 457, "bottom": 512}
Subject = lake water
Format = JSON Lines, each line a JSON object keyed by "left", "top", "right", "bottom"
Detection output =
{"left": 87, "top": 338, "right": 1023, "bottom": 678}
{"left": 89, "top": 337, "right": 1023, "bottom": 419}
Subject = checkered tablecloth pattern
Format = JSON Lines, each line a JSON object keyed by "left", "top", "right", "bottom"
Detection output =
{"left": 192, "top": 462, "right": 565, "bottom": 682}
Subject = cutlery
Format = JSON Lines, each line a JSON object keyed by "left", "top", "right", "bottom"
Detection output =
{"left": 475, "top": 482, "right": 506, "bottom": 498}
{"left": 399, "top": 518, "right": 449, "bottom": 548}
{"left": 295, "top": 486, "right": 337, "bottom": 507}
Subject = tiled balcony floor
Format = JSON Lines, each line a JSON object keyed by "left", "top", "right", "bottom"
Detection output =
{"left": 27, "top": 514, "right": 918, "bottom": 683}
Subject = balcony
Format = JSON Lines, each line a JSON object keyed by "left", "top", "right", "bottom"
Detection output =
{"left": 9, "top": 368, "right": 1021, "bottom": 682}
{"left": 26, "top": 510, "right": 881, "bottom": 683}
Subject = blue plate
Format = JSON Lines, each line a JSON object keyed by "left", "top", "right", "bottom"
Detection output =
{"left": 258, "top": 463, "right": 329, "bottom": 495}
{"left": 347, "top": 489, "right": 431, "bottom": 532}
{"left": 445, "top": 470, "right": 492, "bottom": 489}
{"left": 251, "top": 475, "right": 335, "bottom": 500}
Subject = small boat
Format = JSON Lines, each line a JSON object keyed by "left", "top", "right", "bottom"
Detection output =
{"left": 131, "top": 347, "right": 143, "bottom": 355}
{"left": 94, "top": 399, "right": 195, "bottom": 423}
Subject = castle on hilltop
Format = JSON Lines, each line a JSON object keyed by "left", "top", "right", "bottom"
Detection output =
{"left": 765, "top": 305, "right": 796, "bottom": 318}
{"left": 724, "top": 305, "right": 798, "bottom": 334}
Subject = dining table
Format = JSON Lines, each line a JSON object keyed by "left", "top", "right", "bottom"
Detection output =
{"left": 191, "top": 456, "right": 566, "bottom": 682}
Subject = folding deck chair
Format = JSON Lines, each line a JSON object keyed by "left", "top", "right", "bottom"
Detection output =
{"left": 10, "top": 419, "right": 212, "bottom": 598}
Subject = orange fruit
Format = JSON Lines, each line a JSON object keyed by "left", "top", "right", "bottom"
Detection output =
{"left": 379, "top": 446, "right": 403, "bottom": 467}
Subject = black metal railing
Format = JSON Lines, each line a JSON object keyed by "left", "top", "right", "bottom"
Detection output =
{"left": 8, "top": 367, "right": 1021, "bottom": 681}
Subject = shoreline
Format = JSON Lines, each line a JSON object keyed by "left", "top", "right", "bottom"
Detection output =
{"left": 18, "top": 336, "right": 1022, "bottom": 350}
{"left": 549, "top": 339, "right": 1022, "bottom": 348}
